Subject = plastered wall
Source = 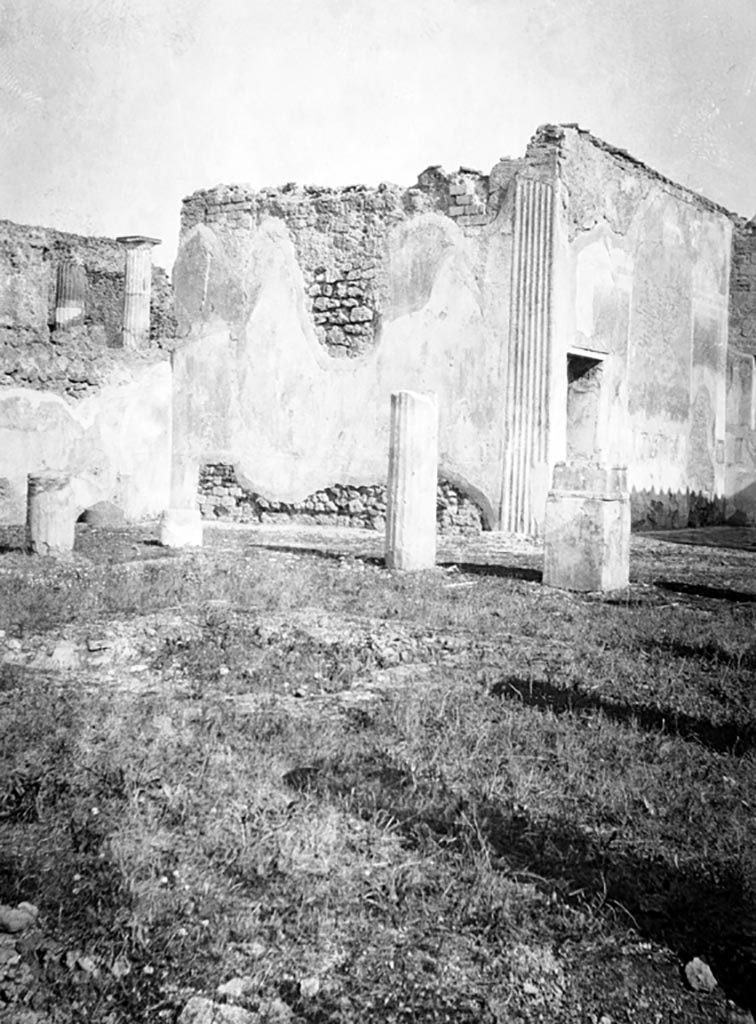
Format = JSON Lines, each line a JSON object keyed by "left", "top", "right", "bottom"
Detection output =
{"left": 0, "top": 360, "right": 172, "bottom": 524}
{"left": 171, "top": 129, "right": 746, "bottom": 534}
{"left": 171, "top": 172, "right": 517, "bottom": 526}
{"left": 0, "top": 219, "right": 175, "bottom": 524}
{"left": 1, "top": 127, "right": 752, "bottom": 535}
{"left": 549, "top": 127, "right": 732, "bottom": 528}
{"left": 726, "top": 220, "right": 756, "bottom": 522}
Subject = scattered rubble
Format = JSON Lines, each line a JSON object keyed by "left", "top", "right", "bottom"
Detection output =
{"left": 685, "top": 956, "right": 718, "bottom": 992}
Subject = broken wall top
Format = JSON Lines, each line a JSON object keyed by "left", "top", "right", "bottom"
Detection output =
{"left": 0, "top": 218, "right": 176, "bottom": 397}
{"left": 533, "top": 123, "right": 736, "bottom": 220}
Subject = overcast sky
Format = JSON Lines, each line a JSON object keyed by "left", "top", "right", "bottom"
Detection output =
{"left": 1, "top": 0, "right": 754, "bottom": 269}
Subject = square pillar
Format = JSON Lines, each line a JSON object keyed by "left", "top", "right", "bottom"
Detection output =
{"left": 543, "top": 464, "right": 630, "bottom": 592}
{"left": 385, "top": 390, "right": 438, "bottom": 571}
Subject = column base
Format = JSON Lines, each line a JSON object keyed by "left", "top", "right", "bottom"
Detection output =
{"left": 160, "top": 508, "right": 203, "bottom": 548}
{"left": 543, "top": 491, "right": 630, "bottom": 592}
{"left": 385, "top": 547, "right": 436, "bottom": 572}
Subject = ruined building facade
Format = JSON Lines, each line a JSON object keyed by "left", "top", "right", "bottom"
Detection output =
{"left": 2, "top": 124, "right": 756, "bottom": 533}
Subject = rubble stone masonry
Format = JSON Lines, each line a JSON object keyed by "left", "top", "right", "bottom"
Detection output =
{"left": 0, "top": 219, "right": 175, "bottom": 396}
{"left": 198, "top": 464, "right": 485, "bottom": 535}
{"left": 180, "top": 164, "right": 498, "bottom": 358}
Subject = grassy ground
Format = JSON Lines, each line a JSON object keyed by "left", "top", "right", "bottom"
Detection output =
{"left": 1, "top": 522, "right": 756, "bottom": 1023}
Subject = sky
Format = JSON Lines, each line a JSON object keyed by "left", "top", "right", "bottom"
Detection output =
{"left": 1, "top": 0, "right": 755, "bottom": 270}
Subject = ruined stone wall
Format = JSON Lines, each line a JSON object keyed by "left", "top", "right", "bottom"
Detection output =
{"left": 0, "top": 218, "right": 175, "bottom": 523}
{"left": 180, "top": 183, "right": 426, "bottom": 357}
{"left": 178, "top": 165, "right": 508, "bottom": 359}
{"left": 549, "top": 125, "right": 733, "bottom": 529}
{"left": 170, "top": 161, "right": 516, "bottom": 529}
{"left": 0, "top": 219, "right": 176, "bottom": 396}
{"left": 198, "top": 463, "right": 484, "bottom": 534}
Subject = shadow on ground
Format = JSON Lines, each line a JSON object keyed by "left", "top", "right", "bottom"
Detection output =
{"left": 243, "top": 543, "right": 544, "bottom": 583}
{"left": 439, "top": 561, "right": 542, "bottom": 582}
{"left": 285, "top": 747, "right": 756, "bottom": 1014}
{"left": 643, "top": 527, "right": 756, "bottom": 552}
{"left": 489, "top": 675, "right": 756, "bottom": 756}
{"left": 655, "top": 580, "right": 756, "bottom": 604}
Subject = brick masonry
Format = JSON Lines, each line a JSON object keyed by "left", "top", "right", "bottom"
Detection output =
{"left": 198, "top": 463, "right": 485, "bottom": 535}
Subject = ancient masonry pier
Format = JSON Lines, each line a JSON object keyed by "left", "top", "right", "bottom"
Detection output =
{"left": 54, "top": 258, "right": 86, "bottom": 328}
{"left": 542, "top": 464, "right": 630, "bottom": 592}
{"left": 385, "top": 390, "right": 438, "bottom": 571}
{"left": 27, "top": 474, "right": 76, "bottom": 557}
{"left": 116, "top": 235, "right": 160, "bottom": 349}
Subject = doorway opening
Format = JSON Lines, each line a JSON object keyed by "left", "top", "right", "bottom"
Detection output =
{"left": 566, "top": 353, "right": 603, "bottom": 461}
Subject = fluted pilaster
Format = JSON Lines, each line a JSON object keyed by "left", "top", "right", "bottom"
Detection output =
{"left": 117, "top": 235, "right": 160, "bottom": 349}
{"left": 385, "top": 390, "right": 438, "bottom": 571}
{"left": 502, "top": 178, "right": 554, "bottom": 534}
{"left": 54, "top": 259, "right": 86, "bottom": 328}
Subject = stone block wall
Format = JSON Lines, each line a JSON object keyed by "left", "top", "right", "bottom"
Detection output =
{"left": 198, "top": 463, "right": 484, "bottom": 534}
{"left": 0, "top": 219, "right": 176, "bottom": 396}
{"left": 415, "top": 166, "right": 491, "bottom": 228}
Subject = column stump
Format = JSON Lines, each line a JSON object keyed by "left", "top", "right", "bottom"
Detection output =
{"left": 27, "top": 475, "right": 76, "bottom": 558}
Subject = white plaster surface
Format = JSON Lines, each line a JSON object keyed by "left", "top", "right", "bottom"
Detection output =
{"left": 555, "top": 131, "right": 733, "bottom": 525}
{"left": 543, "top": 489, "right": 631, "bottom": 592}
{"left": 160, "top": 507, "right": 203, "bottom": 547}
{"left": 0, "top": 361, "right": 172, "bottom": 524}
{"left": 385, "top": 390, "right": 438, "bottom": 571}
{"left": 28, "top": 474, "right": 77, "bottom": 557}
{"left": 170, "top": 215, "right": 510, "bottom": 521}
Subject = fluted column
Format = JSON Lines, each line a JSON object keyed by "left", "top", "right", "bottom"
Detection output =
{"left": 385, "top": 390, "right": 438, "bottom": 571}
{"left": 117, "top": 235, "right": 160, "bottom": 350}
{"left": 54, "top": 259, "right": 86, "bottom": 328}
{"left": 27, "top": 475, "right": 77, "bottom": 558}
